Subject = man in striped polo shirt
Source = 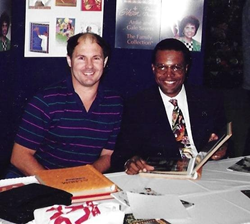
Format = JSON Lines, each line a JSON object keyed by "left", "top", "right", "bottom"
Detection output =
{"left": 5, "top": 33, "right": 123, "bottom": 178}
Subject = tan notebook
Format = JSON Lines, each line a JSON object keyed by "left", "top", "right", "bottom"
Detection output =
{"left": 35, "top": 165, "right": 118, "bottom": 203}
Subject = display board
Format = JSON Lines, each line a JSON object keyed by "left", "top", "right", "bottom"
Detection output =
{"left": 25, "top": 0, "right": 104, "bottom": 57}
{"left": 115, "top": 0, "right": 204, "bottom": 51}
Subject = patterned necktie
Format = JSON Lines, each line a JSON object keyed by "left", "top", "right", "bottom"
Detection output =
{"left": 169, "top": 99, "right": 193, "bottom": 158}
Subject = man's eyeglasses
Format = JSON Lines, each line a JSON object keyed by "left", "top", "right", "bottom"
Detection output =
{"left": 154, "top": 64, "right": 185, "bottom": 74}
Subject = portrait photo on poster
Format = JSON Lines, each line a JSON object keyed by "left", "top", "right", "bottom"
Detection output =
{"left": 160, "top": 0, "right": 204, "bottom": 52}
{"left": 30, "top": 23, "right": 49, "bottom": 54}
{"left": 0, "top": 0, "right": 11, "bottom": 52}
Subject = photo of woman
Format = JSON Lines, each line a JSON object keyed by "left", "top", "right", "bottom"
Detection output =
{"left": 178, "top": 15, "right": 201, "bottom": 51}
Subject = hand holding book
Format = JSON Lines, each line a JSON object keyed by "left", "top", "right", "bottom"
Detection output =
{"left": 139, "top": 122, "right": 232, "bottom": 179}
{"left": 124, "top": 156, "right": 154, "bottom": 175}
{"left": 207, "top": 133, "right": 228, "bottom": 160}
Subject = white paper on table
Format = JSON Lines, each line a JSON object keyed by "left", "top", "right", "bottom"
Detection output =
{"left": 182, "top": 191, "right": 250, "bottom": 224}
{"left": 126, "top": 192, "right": 190, "bottom": 221}
{"left": 218, "top": 189, "right": 250, "bottom": 213}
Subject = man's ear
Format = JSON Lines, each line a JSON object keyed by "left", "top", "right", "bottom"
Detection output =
{"left": 66, "top": 55, "right": 72, "bottom": 67}
{"left": 185, "top": 64, "right": 189, "bottom": 73}
{"left": 151, "top": 64, "right": 155, "bottom": 73}
{"left": 104, "top": 57, "right": 108, "bottom": 67}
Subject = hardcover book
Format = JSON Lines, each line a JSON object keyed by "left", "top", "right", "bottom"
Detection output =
{"left": 123, "top": 213, "right": 171, "bottom": 224}
{"left": 35, "top": 165, "right": 118, "bottom": 203}
{"left": 139, "top": 122, "right": 232, "bottom": 180}
{"left": 228, "top": 156, "right": 250, "bottom": 173}
{"left": 0, "top": 183, "right": 24, "bottom": 193}
{"left": 0, "top": 176, "right": 39, "bottom": 193}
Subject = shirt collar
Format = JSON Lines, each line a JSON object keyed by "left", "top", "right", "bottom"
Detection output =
{"left": 66, "top": 75, "right": 105, "bottom": 99}
{"left": 159, "top": 85, "right": 186, "bottom": 103}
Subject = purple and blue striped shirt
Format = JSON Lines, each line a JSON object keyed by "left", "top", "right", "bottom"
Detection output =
{"left": 14, "top": 77, "right": 123, "bottom": 170}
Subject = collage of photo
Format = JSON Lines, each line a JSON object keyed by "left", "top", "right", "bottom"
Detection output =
{"left": 25, "top": 0, "right": 104, "bottom": 57}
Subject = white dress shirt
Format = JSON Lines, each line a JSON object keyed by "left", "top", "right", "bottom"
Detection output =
{"left": 159, "top": 85, "right": 198, "bottom": 156}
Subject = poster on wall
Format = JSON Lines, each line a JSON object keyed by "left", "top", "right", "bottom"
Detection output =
{"left": 0, "top": 0, "right": 11, "bottom": 52}
{"left": 25, "top": 0, "right": 104, "bottom": 57}
{"left": 115, "top": 0, "right": 161, "bottom": 50}
{"left": 115, "top": 0, "right": 204, "bottom": 51}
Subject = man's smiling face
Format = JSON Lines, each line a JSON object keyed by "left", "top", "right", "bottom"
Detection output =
{"left": 152, "top": 50, "right": 188, "bottom": 97}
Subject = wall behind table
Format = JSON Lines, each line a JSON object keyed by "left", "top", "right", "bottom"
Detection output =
{"left": 0, "top": 0, "right": 205, "bottom": 177}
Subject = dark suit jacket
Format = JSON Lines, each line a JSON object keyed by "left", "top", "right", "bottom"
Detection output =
{"left": 111, "top": 84, "right": 227, "bottom": 171}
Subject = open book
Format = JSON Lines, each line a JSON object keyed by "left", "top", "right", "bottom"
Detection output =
{"left": 139, "top": 122, "right": 232, "bottom": 180}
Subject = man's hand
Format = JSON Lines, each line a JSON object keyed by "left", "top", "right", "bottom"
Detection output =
{"left": 208, "top": 133, "right": 227, "bottom": 160}
{"left": 208, "top": 133, "right": 218, "bottom": 142}
{"left": 124, "top": 156, "right": 154, "bottom": 175}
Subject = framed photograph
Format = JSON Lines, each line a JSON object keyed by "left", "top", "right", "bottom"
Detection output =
{"left": 28, "top": 0, "right": 52, "bottom": 9}
{"left": 55, "top": 0, "right": 77, "bottom": 7}
{"left": 30, "top": 23, "right": 49, "bottom": 53}
{"left": 82, "top": 0, "right": 102, "bottom": 11}
{"left": 56, "top": 18, "right": 75, "bottom": 44}
{"left": 81, "top": 23, "right": 100, "bottom": 35}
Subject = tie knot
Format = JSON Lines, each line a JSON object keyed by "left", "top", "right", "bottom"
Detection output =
{"left": 169, "top": 99, "right": 178, "bottom": 107}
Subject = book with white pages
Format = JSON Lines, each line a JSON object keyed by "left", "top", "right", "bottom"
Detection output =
{"left": 139, "top": 122, "right": 232, "bottom": 180}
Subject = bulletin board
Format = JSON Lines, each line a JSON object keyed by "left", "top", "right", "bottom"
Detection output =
{"left": 25, "top": 0, "right": 104, "bottom": 57}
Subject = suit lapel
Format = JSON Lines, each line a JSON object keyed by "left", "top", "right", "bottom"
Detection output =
{"left": 186, "top": 85, "right": 208, "bottom": 149}
{"left": 149, "top": 86, "right": 180, "bottom": 154}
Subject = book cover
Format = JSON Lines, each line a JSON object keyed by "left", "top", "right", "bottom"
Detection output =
{"left": 140, "top": 122, "right": 232, "bottom": 180}
{"left": 123, "top": 213, "right": 171, "bottom": 224}
{"left": 35, "top": 165, "right": 118, "bottom": 202}
{"left": 0, "top": 183, "right": 25, "bottom": 193}
{"left": 0, "top": 176, "right": 39, "bottom": 193}
{"left": 228, "top": 157, "right": 250, "bottom": 173}
{"left": 241, "top": 190, "right": 250, "bottom": 198}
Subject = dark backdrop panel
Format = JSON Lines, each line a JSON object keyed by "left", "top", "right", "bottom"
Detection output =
{"left": 0, "top": 0, "right": 205, "bottom": 177}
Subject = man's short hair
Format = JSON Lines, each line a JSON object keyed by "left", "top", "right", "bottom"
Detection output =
{"left": 151, "top": 38, "right": 191, "bottom": 65}
{"left": 67, "top": 32, "right": 110, "bottom": 59}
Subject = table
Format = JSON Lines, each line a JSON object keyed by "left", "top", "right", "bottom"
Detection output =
{"left": 1, "top": 157, "right": 250, "bottom": 224}
{"left": 106, "top": 157, "right": 250, "bottom": 224}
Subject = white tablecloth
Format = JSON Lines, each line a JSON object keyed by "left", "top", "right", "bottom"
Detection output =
{"left": 106, "top": 157, "right": 250, "bottom": 224}
{"left": 1, "top": 157, "right": 250, "bottom": 224}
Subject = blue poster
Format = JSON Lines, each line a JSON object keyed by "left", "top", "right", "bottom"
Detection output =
{"left": 115, "top": 0, "right": 161, "bottom": 50}
{"left": 115, "top": 0, "right": 204, "bottom": 51}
